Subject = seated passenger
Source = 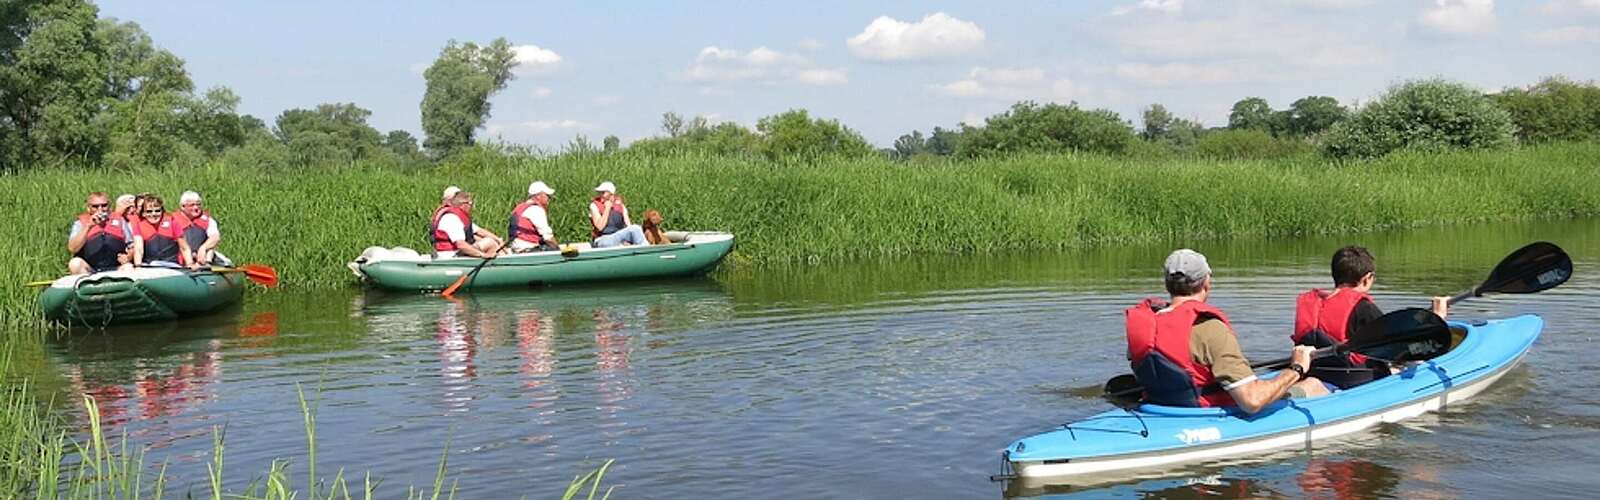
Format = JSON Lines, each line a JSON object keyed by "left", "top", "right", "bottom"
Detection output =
{"left": 176, "top": 191, "right": 228, "bottom": 269}
{"left": 508, "top": 181, "right": 561, "bottom": 253}
{"left": 588, "top": 181, "right": 648, "bottom": 248}
{"left": 1128, "top": 249, "right": 1329, "bottom": 415}
{"left": 429, "top": 186, "right": 502, "bottom": 258}
{"left": 67, "top": 192, "right": 133, "bottom": 275}
{"left": 132, "top": 196, "right": 190, "bottom": 268}
{"left": 1293, "top": 246, "right": 1450, "bottom": 388}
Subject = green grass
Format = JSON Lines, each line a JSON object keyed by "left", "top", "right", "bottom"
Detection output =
{"left": 3, "top": 142, "right": 1600, "bottom": 324}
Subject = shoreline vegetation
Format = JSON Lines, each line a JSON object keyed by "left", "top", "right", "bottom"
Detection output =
{"left": 4, "top": 142, "right": 1600, "bottom": 324}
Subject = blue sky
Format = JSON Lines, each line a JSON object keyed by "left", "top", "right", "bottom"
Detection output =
{"left": 98, "top": 0, "right": 1600, "bottom": 148}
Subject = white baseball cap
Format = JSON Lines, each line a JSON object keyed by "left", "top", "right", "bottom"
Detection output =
{"left": 442, "top": 186, "right": 461, "bottom": 201}
{"left": 593, "top": 181, "right": 617, "bottom": 193}
{"left": 527, "top": 181, "right": 555, "bottom": 196}
{"left": 115, "top": 194, "right": 135, "bottom": 206}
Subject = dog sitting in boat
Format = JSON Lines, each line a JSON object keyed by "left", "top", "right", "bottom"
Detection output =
{"left": 641, "top": 210, "right": 670, "bottom": 245}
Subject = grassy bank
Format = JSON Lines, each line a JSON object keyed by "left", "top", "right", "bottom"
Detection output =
{"left": 3, "top": 142, "right": 1600, "bottom": 322}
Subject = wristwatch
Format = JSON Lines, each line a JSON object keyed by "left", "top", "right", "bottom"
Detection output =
{"left": 1288, "top": 364, "right": 1308, "bottom": 381}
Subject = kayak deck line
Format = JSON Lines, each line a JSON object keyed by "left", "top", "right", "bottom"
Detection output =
{"left": 1000, "top": 315, "right": 1541, "bottom": 483}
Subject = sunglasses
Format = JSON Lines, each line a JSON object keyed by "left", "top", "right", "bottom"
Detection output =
{"left": 143, "top": 209, "right": 164, "bottom": 214}
{"left": 89, "top": 203, "right": 109, "bottom": 208}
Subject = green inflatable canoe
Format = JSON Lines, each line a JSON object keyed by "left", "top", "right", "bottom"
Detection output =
{"left": 351, "top": 231, "right": 735, "bottom": 292}
{"left": 39, "top": 268, "right": 245, "bottom": 326}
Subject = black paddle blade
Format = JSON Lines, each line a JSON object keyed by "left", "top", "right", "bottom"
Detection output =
{"left": 1347, "top": 307, "right": 1453, "bottom": 362}
{"left": 1479, "top": 241, "right": 1572, "bottom": 296}
{"left": 1102, "top": 374, "right": 1142, "bottom": 400}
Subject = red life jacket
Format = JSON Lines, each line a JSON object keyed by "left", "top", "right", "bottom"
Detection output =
{"left": 177, "top": 210, "right": 213, "bottom": 252}
{"left": 75, "top": 213, "right": 130, "bottom": 270}
{"left": 1292, "top": 289, "right": 1373, "bottom": 365}
{"left": 590, "top": 197, "right": 627, "bottom": 239}
{"left": 1125, "top": 298, "right": 1237, "bottom": 408}
{"left": 430, "top": 205, "right": 475, "bottom": 253}
{"left": 134, "top": 215, "right": 185, "bottom": 265}
{"left": 508, "top": 199, "right": 547, "bottom": 244}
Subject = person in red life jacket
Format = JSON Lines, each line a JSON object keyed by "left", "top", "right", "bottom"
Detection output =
{"left": 131, "top": 196, "right": 192, "bottom": 267}
{"left": 429, "top": 186, "right": 503, "bottom": 259}
{"left": 1292, "top": 246, "right": 1450, "bottom": 388}
{"left": 175, "top": 191, "right": 230, "bottom": 269}
{"left": 1127, "top": 249, "right": 1330, "bottom": 414}
{"left": 67, "top": 192, "right": 134, "bottom": 275}
{"left": 588, "top": 181, "right": 648, "bottom": 248}
{"left": 507, "top": 181, "right": 561, "bottom": 253}
{"left": 113, "top": 194, "right": 135, "bottom": 222}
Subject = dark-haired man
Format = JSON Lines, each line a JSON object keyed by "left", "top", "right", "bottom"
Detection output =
{"left": 1127, "top": 249, "right": 1330, "bottom": 415}
{"left": 1291, "top": 245, "right": 1449, "bottom": 388}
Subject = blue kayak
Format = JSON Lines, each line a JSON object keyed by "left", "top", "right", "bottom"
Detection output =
{"left": 1002, "top": 314, "right": 1542, "bottom": 483}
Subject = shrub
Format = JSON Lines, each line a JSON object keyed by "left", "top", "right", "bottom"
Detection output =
{"left": 1492, "top": 76, "right": 1600, "bottom": 144}
{"left": 1322, "top": 79, "right": 1517, "bottom": 159}
{"left": 958, "top": 101, "right": 1136, "bottom": 157}
{"left": 1194, "top": 129, "right": 1312, "bottom": 160}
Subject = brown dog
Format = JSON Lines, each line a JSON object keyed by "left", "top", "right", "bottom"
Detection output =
{"left": 641, "top": 209, "right": 670, "bottom": 245}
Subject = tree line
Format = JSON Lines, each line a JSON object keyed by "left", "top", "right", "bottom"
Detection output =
{"left": 4, "top": 0, "right": 1599, "bottom": 173}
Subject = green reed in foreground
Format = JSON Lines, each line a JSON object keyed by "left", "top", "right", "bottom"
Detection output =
{"left": 0, "top": 372, "right": 614, "bottom": 499}
{"left": 3, "top": 142, "right": 1600, "bottom": 324}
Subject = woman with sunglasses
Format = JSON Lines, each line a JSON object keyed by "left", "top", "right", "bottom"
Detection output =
{"left": 132, "top": 196, "right": 194, "bottom": 268}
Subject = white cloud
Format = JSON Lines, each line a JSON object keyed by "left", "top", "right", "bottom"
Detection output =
{"left": 797, "top": 38, "right": 825, "bottom": 50}
{"left": 511, "top": 44, "right": 564, "bottom": 76}
{"left": 531, "top": 86, "right": 552, "bottom": 99}
{"left": 847, "top": 12, "right": 986, "bottom": 62}
{"left": 592, "top": 94, "right": 624, "bottom": 106}
{"left": 485, "top": 120, "right": 600, "bottom": 143}
{"left": 930, "top": 79, "right": 988, "bottom": 97}
{"left": 1524, "top": 25, "right": 1600, "bottom": 46}
{"left": 1111, "top": 0, "right": 1185, "bottom": 15}
{"left": 1418, "top": 0, "right": 1496, "bottom": 36}
{"left": 682, "top": 46, "right": 847, "bottom": 86}
{"left": 928, "top": 66, "right": 1048, "bottom": 98}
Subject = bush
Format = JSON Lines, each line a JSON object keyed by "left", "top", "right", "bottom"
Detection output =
{"left": 1322, "top": 79, "right": 1517, "bottom": 159}
{"left": 1194, "top": 129, "right": 1312, "bottom": 160}
{"left": 1492, "top": 76, "right": 1600, "bottom": 144}
{"left": 959, "top": 101, "right": 1136, "bottom": 157}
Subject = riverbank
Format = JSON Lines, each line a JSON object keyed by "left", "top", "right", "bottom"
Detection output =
{"left": 3, "top": 142, "right": 1600, "bottom": 323}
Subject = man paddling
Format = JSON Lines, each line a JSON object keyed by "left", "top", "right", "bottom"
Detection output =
{"left": 1292, "top": 245, "right": 1451, "bottom": 388}
{"left": 1126, "top": 249, "right": 1329, "bottom": 414}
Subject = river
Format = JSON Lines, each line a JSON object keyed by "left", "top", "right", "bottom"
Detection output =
{"left": 21, "top": 219, "right": 1600, "bottom": 498}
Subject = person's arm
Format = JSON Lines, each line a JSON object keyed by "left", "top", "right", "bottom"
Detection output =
{"left": 200, "top": 217, "right": 220, "bottom": 253}
{"left": 177, "top": 230, "right": 198, "bottom": 269}
{"left": 68, "top": 220, "right": 88, "bottom": 254}
{"left": 620, "top": 204, "right": 631, "bottom": 226}
{"left": 132, "top": 235, "right": 145, "bottom": 266}
{"left": 442, "top": 215, "right": 491, "bottom": 258}
{"left": 1193, "top": 320, "right": 1307, "bottom": 415}
{"left": 589, "top": 202, "right": 607, "bottom": 231}
{"left": 529, "top": 207, "right": 555, "bottom": 242}
{"left": 1226, "top": 347, "right": 1314, "bottom": 414}
{"left": 1430, "top": 297, "right": 1449, "bottom": 320}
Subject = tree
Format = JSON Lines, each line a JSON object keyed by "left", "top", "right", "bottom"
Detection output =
{"left": 420, "top": 38, "right": 516, "bottom": 159}
{"left": 892, "top": 130, "right": 926, "bottom": 159}
{"left": 383, "top": 130, "right": 420, "bottom": 157}
{"left": 754, "top": 109, "right": 874, "bottom": 160}
{"left": 1491, "top": 76, "right": 1600, "bottom": 143}
{"left": 602, "top": 135, "right": 620, "bottom": 152}
{"left": 274, "top": 103, "right": 384, "bottom": 163}
{"left": 1227, "top": 97, "right": 1278, "bottom": 134}
{"left": 958, "top": 101, "right": 1136, "bottom": 157}
{"left": 925, "top": 126, "right": 962, "bottom": 155}
{"left": 1322, "top": 79, "right": 1517, "bottom": 159}
{"left": 0, "top": 0, "right": 107, "bottom": 168}
{"left": 661, "top": 112, "right": 685, "bottom": 137}
{"left": 1285, "top": 96, "right": 1347, "bottom": 137}
{"left": 1141, "top": 104, "right": 1174, "bottom": 141}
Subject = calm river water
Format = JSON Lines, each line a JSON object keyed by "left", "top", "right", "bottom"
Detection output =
{"left": 25, "top": 219, "right": 1600, "bottom": 498}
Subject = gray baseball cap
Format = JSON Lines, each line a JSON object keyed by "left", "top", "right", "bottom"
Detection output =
{"left": 1163, "top": 249, "right": 1212, "bottom": 282}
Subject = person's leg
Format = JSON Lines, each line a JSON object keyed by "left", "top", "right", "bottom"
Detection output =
{"left": 620, "top": 225, "right": 648, "bottom": 245}
{"left": 592, "top": 232, "right": 625, "bottom": 248}
{"left": 1287, "top": 377, "right": 1333, "bottom": 399}
{"left": 474, "top": 237, "right": 502, "bottom": 254}
{"left": 68, "top": 257, "right": 91, "bottom": 275}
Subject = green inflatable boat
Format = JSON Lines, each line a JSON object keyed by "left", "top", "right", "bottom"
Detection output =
{"left": 350, "top": 231, "right": 735, "bottom": 292}
{"left": 39, "top": 268, "right": 246, "bottom": 326}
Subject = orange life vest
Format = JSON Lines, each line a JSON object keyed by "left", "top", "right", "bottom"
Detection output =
{"left": 1126, "top": 298, "right": 1237, "bottom": 408}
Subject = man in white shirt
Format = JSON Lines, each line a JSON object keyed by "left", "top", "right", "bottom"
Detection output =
{"left": 508, "top": 181, "right": 560, "bottom": 253}
{"left": 176, "top": 191, "right": 231, "bottom": 268}
{"left": 431, "top": 187, "right": 503, "bottom": 258}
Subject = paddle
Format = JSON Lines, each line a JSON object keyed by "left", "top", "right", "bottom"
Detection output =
{"left": 1102, "top": 241, "right": 1571, "bottom": 401}
{"left": 441, "top": 256, "right": 492, "bottom": 299}
{"left": 213, "top": 263, "right": 279, "bottom": 288}
{"left": 1103, "top": 308, "right": 1452, "bottom": 400}
{"left": 25, "top": 263, "right": 280, "bottom": 288}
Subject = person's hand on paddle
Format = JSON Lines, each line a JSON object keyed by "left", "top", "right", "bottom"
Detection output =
{"left": 1291, "top": 345, "right": 1315, "bottom": 374}
{"left": 1431, "top": 296, "right": 1449, "bottom": 320}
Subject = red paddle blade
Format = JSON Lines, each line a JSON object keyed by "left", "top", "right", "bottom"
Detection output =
{"left": 240, "top": 263, "right": 279, "bottom": 288}
{"left": 441, "top": 274, "right": 468, "bottom": 299}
